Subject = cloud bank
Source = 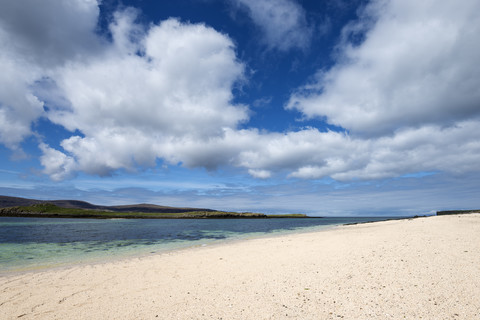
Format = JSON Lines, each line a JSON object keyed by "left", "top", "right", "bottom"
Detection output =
{"left": 1, "top": 0, "right": 480, "bottom": 182}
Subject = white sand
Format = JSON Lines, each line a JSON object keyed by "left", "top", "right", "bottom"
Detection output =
{"left": 1, "top": 214, "right": 479, "bottom": 319}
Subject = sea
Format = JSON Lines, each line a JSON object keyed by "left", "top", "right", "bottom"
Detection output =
{"left": 0, "top": 216, "right": 398, "bottom": 273}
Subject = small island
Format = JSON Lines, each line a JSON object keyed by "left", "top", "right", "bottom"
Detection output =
{"left": 0, "top": 196, "right": 308, "bottom": 219}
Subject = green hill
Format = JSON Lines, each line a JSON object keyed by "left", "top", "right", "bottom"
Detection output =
{"left": 0, "top": 203, "right": 269, "bottom": 219}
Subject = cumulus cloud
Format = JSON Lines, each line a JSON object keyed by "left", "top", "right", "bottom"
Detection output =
{"left": 1, "top": 0, "right": 480, "bottom": 183}
{"left": 39, "top": 143, "right": 77, "bottom": 181}
{"left": 228, "top": 122, "right": 480, "bottom": 180}
{"left": 43, "top": 11, "right": 247, "bottom": 176}
{"left": 232, "top": 0, "right": 312, "bottom": 51}
{"left": 248, "top": 169, "right": 272, "bottom": 179}
{"left": 145, "top": 122, "right": 480, "bottom": 181}
{"left": 52, "top": 16, "right": 246, "bottom": 135}
{"left": 0, "top": 27, "right": 42, "bottom": 149}
{"left": 288, "top": 121, "right": 480, "bottom": 180}
{"left": 0, "top": 0, "right": 100, "bottom": 66}
{"left": 0, "top": 0, "right": 100, "bottom": 149}
{"left": 287, "top": 0, "right": 480, "bottom": 135}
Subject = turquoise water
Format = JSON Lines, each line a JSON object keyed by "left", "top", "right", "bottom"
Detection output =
{"left": 0, "top": 216, "right": 396, "bottom": 272}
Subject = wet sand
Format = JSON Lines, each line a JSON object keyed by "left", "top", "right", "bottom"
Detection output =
{"left": 1, "top": 214, "right": 479, "bottom": 319}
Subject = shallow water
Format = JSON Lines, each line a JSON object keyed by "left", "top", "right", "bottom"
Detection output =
{"left": 0, "top": 216, "right": 397, "bottom": 272}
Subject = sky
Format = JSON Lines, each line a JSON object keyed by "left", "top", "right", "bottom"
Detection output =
{"left": 1, "top": 0, "right": 480, "bottom": 216}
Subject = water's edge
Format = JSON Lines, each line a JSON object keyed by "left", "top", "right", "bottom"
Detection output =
{"left": 0, "top": 216, "right": 406, "bottom": 274}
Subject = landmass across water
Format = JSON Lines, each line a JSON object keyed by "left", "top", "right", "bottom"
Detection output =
{"left": 0, "top": 196, "right": 308, "bottom": 219}
{"left": 436, "top": 209, "right": 480, "bottom": 215}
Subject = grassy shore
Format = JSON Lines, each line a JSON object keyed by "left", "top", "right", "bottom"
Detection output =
{"left": 0, "top": 203, "right": 307, "bottom": 219}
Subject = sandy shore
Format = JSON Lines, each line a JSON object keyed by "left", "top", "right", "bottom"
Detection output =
{"left": 1, "top": 214, "right": 479, "bottom": 319}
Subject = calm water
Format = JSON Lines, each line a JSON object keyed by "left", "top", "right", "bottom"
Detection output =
{"left": 0, "top": 216, "right": 396, "bottom": 272}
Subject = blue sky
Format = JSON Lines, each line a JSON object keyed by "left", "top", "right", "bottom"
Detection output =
{"left": 1, "top": 0, "right": 480, "bottom": 216}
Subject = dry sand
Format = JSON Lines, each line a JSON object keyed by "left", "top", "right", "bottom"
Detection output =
{"left": 1, "top": 214, "right": 479, "bottom": 319}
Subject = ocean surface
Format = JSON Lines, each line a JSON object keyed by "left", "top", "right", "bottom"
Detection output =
{"left": 0, "top": 216, "right": 396, "bottom": 272}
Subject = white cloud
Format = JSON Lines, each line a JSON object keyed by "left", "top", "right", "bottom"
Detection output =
{"left": 39, "top": 143, "right": 77, "bottom": 181}
{"left": 0, "top": 0, "right": 100, "bottom": 66}
{"left": 232, "top": 121, "right": 480, "bottom": 181}
{"left": 1, "top": 0, "right": 480, "bottom": 184}
{"left": 296, "top": 120, "right": 480, "bottom": 180}
{"left": 287, "top": 0, "right": 480, "bottom": 135}
{"left": 150, "top": 121, "right": 480, "bottom": 181}
{"left": 0, "top": 26, "right": 43, "bottom": 149}
{"left": 233, "top": 0, "right": 312, "bottom": 51}
{"left": 0, "top": 0, "right": 100, "bottom": 149}
{"left": 42, "top": 12, "right": 247, "bottom": 176}
{"left": 248, "top": 169, "right": 272, "bottom": 179}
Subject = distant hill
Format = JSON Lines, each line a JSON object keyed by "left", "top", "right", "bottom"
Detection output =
{"left": 0, "top": 195, "right": 215, "bottom": 214}
{"left": 0, "top": 196, "right": 308, "bottom": 219}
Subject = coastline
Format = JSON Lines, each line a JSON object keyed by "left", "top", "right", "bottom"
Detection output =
{"left": 1, "top": 214, "right": 479, "bottom": 319}
{"left": 0, "top": 216, "right": 399, "bottom": 274}
{"left": 0, "top": 220, "right": 335, "bottom": 277}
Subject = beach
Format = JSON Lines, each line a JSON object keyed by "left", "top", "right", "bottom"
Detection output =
{"left": 1, "top": 214, "right": 479, "bottom": 319}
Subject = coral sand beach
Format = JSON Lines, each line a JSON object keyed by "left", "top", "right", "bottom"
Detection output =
{"left": 1, "top": 214, "right": 479, "bottom": 319}
{"left": 1, "top": 1, "right": 480, "bottom": 318}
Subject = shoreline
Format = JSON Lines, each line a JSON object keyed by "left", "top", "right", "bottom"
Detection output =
{"left": 1, "top": 214, "right": 479, "bottom": 319}
{"left": 0, "top": 216, "right": 405, "bottom": 275}
{"left": 0, "top": 218, "right": 346, "bottom": 275}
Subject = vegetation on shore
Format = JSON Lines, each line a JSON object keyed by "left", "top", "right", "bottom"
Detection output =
{"left": 265, "top": 214, "right": 309, "bottom": 218}
{"left": 437, "top": 210, "right": 480, "bottom": 216}
{"left": 0, "top": 203, "right": 307, "bottom": 219}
